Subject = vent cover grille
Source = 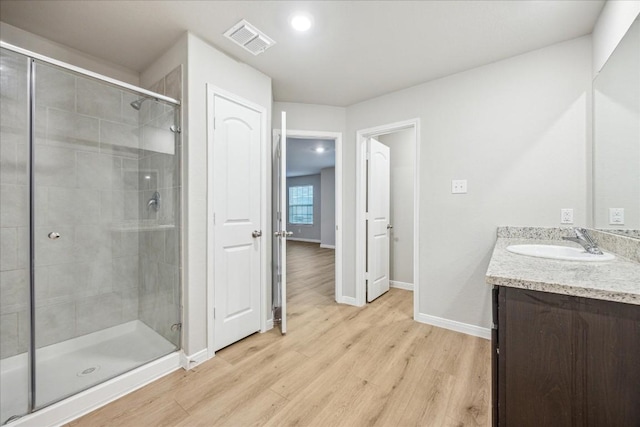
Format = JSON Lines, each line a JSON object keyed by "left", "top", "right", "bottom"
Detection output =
{"left": 224, "top": 19, "right": 275, "bottom": 56}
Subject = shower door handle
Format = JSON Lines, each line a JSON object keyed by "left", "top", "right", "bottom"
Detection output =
{"left": 48, "top": 232, "right": 61, "bottom": 240}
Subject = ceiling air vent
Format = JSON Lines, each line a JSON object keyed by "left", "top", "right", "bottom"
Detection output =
{"left": 224, "top": 19, "right": 275, "bottom": 56}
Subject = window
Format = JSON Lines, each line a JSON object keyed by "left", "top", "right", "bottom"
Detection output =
{"left": 289, "top": 185, "right": 313, "bottom": 225}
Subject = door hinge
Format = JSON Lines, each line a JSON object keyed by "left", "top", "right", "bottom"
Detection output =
{"left": 213, "top": 117, "right": 216, "bottom": 130}
{"left": 496, "top": 347, "right": 499, "bottom": 355}
{"left": 364, "top": 272, "right": 369, "bottom": 280}
{"left": 365, "top": 212, "right": 369, "bottom": 220}
{"left": 213, "top": 213, "right": 216, "bottom": 225}
{"left": 365, "top": 151, "right": 370, "bottom": 160}
{"left": 213, "top": 308, "right": 216, "bottom": 319}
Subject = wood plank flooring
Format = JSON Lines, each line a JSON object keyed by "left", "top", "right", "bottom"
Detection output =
{"left": 69, "top": 241, "right": 491, "bottom": 426}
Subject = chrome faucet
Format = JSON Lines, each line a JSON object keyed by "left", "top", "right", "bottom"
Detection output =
{"left": 147, "top": 191, "right": 160, "bottom": 212}
{"left": 562, "top": 228, "right": 603, "bottom": 255}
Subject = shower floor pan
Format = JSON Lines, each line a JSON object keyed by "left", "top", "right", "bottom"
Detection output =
{"left": 1, "top": 320, "right": 176, "bottom": 425}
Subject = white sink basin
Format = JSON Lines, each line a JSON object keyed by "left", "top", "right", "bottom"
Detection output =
{"left": 506, "top": 244, "right": 615, "bottom": 262}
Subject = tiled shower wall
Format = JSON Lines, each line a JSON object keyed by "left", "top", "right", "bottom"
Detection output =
{"left": 0, "top": 49, "right": 30, "bottom": 358}
{"left": 0, "top": 52, "right": 181, "bottom": 359}
{"left": 31, "top": 64, "right": 144, "bottom": 350}
{"left": 1, "top": 59, "right": 144, "bottom": 357}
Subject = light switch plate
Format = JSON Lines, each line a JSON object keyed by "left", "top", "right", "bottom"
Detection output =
{"left": 609, "top": 208, "right": 624, "bottom": 225}
{"left": 451, "top": 179, "right": 467, "bottom": 194}
{"left": 561, "top": 208, "right": 574, "bottom": 224}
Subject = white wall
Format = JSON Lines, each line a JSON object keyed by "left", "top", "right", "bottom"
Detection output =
{"left": 142, "top": 33, "right": 272, "bottom": 356}
{"left": 0, "top": 22, "right": 139, "bottom": 84}
{"left": 592, "top": 0, "right": 640, "bottom": 75}
{"left": 321, "top": 167, "right": 336, "bottom": 247}
{"left": 377, "top": 130, "right": 414, "bottom": 285}
{"left": 186, "top": 33, "right": 272, "bottom": 355}
{"left": 287, "top": 174, "right": 322, "bottom": 242}
{"left": 346, "top": 36, "right": 592, "bottom": 330}
{"left": 273, "top": 103, "right": 346, "bottom": 133}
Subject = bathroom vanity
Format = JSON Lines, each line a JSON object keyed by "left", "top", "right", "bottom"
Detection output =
{"left": 486, "top": 228, "right": 640, "bottom": 427}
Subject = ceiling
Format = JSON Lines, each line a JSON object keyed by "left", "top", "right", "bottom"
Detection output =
{"left": 287, "top": 138, "right": 335, "bottom": 178}
{"left": 0, "top": 1, "right": 605, "bottom": 106}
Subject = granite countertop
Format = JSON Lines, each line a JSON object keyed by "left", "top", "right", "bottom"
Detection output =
{"left": 486, "top": 236, "right": 640, "bottom": 305}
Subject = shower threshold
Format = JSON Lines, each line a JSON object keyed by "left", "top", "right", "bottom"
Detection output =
{"left": 1, "top": 320, "right": 176, "bottom": 425}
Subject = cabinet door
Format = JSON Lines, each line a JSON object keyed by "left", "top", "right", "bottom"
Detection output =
{"left": 498, "top": 287, "right": 640, "bottom": 426}
{"left": 501, "top": 288, "right": 580, "bottom": 426}
{"left": 580, "top": 297, "right": 640, "bottom": 425}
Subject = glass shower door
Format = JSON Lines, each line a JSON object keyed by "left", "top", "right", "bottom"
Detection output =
{"left": 0, "top": 48, "right": 31, "bottom": 426}
{"left": 31, "top": 61, "right": 181, "bottom": 410}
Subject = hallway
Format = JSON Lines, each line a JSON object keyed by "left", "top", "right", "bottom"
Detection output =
{"left": 69, "top": 242, "right": 490, "bottom": 426}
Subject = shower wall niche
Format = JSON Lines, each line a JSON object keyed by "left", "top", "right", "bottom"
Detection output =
{"left": 0, "top": 47, "right": 181, "bottom": 424}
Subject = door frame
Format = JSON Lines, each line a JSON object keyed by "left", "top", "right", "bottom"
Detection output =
{"left": 206, "top": 85, "right": 269, "bottom": 358}
{"left": 272, "top": 129, "right": 344, "bottom": 304}
{"left": 355, "top": 119, "right": 420, "bottom": 319}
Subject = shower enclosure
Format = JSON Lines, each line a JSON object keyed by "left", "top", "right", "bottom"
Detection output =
{"left": 0, "top": 46, "right": 181, "bottom": 424}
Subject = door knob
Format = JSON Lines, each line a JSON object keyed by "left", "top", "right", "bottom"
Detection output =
{"left": 48, "top": 232, "right": 61, "bottom": 240}
{"left": 387, "top": 224, "right": 393, "bottom": 229}
{"left": 252, "top": 230, "right": 262, "bottom": 238}
{"left": 285, "top": 231, "right": 293, "bottom": 237}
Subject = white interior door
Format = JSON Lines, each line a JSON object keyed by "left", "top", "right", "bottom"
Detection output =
{"left": 273, "top": 112, "right": 288, "bottom": 334}
{"left": 212, "top": 94, "right": 262, "bottom": 351}
{"left": 367, "top": 138, "right": 391, "bottom": 302}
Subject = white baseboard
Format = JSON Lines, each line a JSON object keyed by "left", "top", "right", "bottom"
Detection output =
{"left": 415, "top": 313, "right": 491, "bottom": 340}
{"left": 265, "top": 318, "right": 274, "bottom": 331}
{"left": 180, "top": 349, "right": 208, "bottom": 370}
{"left": 337, "top": 295, "right": 358, "bottom": 306}
{"left": 320, "top": 244, "right": 335, "bottom": 249}
{"left": 390, "top": 280, "right": 413, "bottom": 291}
{"left": 287, "top": 237, "right": 321, "bottom": 243}
{"left": 12, "top": 352, "right": 181, "bottom": 427}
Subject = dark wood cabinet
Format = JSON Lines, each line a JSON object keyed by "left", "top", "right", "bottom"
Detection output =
{"left": 492, "top": 287, "right": 640, "bottom": 427}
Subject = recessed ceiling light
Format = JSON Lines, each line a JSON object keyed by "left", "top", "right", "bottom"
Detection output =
{"left": 290, "top": 13, "right": 313, "bottom": 32}
{"left": 315, "top": 147, "right": 325, "bottom": 153}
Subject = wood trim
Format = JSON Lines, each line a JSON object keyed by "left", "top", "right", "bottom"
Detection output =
{"left": 180, "top": 349, "right": 208, "bottom": 370}
{"left": 390, "top": 280, "right": 414, "bottom": 291}
{"left": 415, "top": 312, "right": 491, "bottom": 340}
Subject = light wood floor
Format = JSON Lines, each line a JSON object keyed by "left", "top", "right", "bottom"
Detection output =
{"left": 69, "top": 241, "right": 491, "bottom": 426}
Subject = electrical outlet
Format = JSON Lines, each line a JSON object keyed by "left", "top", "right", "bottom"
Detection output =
{"left": 609, "top": 208, "right": 624, "bottom": 225}
{"left": 451, "top": 179, "right": 467, "bottom": 194}
{"left": 561, "top": 208, "right": 574, "bottom": 224}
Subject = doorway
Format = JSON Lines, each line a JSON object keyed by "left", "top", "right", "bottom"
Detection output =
{"left": 356, "top": 119, "right": 420, "bottom": 318}
{"left": 273, "top": 129, "right": 343, "bottom": 310}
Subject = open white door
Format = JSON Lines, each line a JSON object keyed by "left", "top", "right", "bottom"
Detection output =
{"left": 273, "top": 112, "right": 289, "bottom": 334}
{"left": 212, "top": 94, "right": 262, "bottom": 351}
{"left": 367, "top": 138, "right": 391, "bottom": 302}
